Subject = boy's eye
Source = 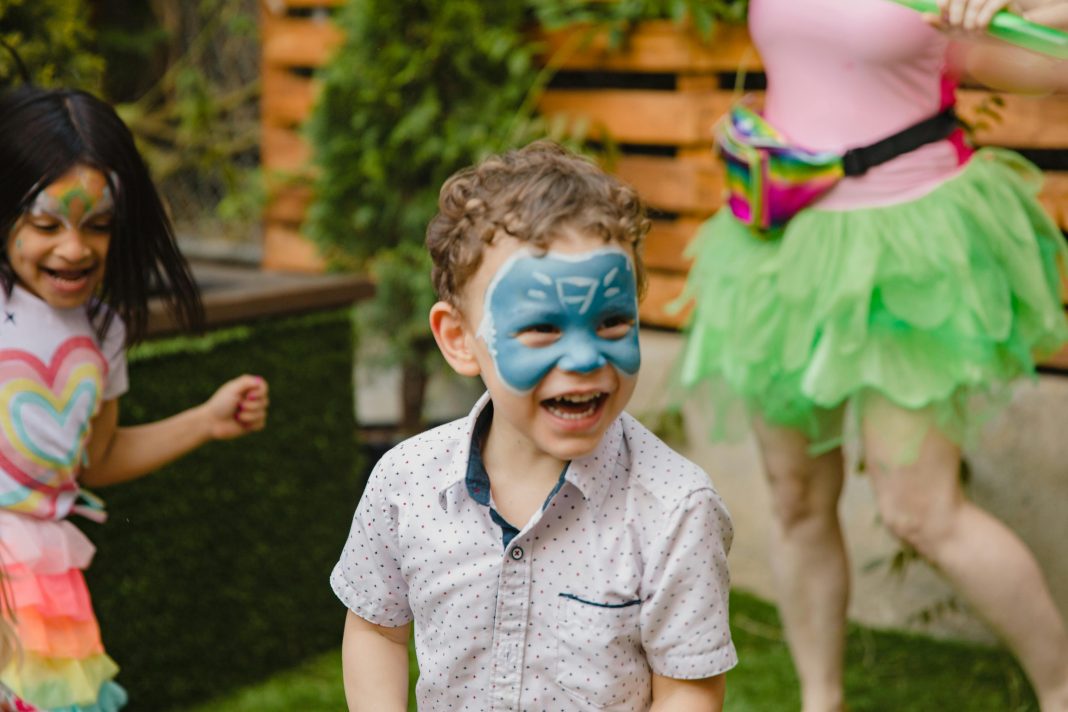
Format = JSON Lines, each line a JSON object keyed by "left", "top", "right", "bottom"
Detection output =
{"left": 514, "top": 323, "right": 561, "bottom": 347}
{"left": 598, "top": 314, "right": 634, "bottom": 339}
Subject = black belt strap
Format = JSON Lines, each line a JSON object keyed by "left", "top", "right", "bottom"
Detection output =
{"left": 841, "top": 108, "right": 960, "bottom": 177}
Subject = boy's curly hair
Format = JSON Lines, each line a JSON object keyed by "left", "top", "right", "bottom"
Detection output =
{"left": 427, "top": 141, "right": 650, "bottom": 307}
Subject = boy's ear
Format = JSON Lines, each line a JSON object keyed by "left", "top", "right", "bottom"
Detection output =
{"left": 429, "top": 301, "right": 481, "bottom": 377}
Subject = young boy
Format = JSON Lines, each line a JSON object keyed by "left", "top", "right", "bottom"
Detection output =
{"left": 330, "top": 141, "right": 738, "bottom": 711}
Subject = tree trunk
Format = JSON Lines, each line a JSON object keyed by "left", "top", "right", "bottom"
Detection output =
{"left": 399, "top": 360, "right": 429, "bottom": 437}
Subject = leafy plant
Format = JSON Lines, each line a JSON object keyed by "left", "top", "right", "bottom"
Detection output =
{"left": 305, "top": 0, "right": 549, "bottom": 431}
{"left": 531, "top": 0, "right": 749, "bottom": 42}
{"left": 106, "top": 0, "right": 263, "bottom": 240}
{"left": 306, "top": 0, "right": 751, "bottom": 430}
{"left": 0, "top": 0, "right": 103, "bottom": 89}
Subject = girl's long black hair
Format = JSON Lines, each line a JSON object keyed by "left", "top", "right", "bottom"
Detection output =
{"left": 0, "top": 85, "right": 203, "bottom": 344}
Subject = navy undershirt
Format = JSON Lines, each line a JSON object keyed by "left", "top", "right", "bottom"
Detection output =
{"left": 465, "top": 404, "right": 568, "bottom": 549}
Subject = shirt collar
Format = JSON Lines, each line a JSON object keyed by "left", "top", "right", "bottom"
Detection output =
{"left": 562, "top": 414, "right": 622, "bottom": 510}
{"left": 436, "top": 392, "right": 625, "bottom": 512}
{"left": 437, "top": 393, "right": 491, "bottom": 512}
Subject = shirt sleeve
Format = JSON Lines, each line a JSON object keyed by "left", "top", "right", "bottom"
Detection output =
{"left": 100, "top": 314, "right": 128, "bottom": 401}
{"left": 639, "top": 486, "right": 738, "bottom": 679}
{"left": 330, "top": 458, "right": 413, "bottom": 627}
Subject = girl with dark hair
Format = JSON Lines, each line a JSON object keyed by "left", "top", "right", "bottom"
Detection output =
{"left": 0, "top": 86, "right": 270, "bottom": 711}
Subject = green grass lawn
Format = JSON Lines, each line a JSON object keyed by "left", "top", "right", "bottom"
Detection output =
{"left": 183, "top": 591, "right": 1036, "bottom": 712}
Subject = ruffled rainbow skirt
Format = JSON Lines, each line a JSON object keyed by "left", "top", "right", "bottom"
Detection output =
{"left": 678, "top": 149, "right": 1068, "bottom": 452}
{"left": 0, "top": 511, "right": 126, "bottom": 711}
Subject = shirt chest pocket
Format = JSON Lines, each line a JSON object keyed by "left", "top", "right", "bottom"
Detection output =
{"left": 555, "top": 593, "right": 649, "bottom": 709}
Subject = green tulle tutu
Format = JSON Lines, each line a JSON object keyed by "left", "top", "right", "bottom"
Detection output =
{"left": 677, "top": 148, "right": 1068, "bottom": 452}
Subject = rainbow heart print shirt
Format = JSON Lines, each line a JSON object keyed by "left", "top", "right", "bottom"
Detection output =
{"left": 0, "top": 285, "right": 127, "bottom": 521}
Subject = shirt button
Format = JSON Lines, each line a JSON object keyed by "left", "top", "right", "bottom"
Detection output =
{"left": 510, "top": 546, "right": 524, "bottom": 561}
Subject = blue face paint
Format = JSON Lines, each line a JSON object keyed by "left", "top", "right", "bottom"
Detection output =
{"left": 478, "top": 247, "right": 640, "bottom": 393}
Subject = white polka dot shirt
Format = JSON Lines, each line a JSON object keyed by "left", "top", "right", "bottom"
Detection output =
{"left": 331, "top": 393, "right": 738, "bottom": 711}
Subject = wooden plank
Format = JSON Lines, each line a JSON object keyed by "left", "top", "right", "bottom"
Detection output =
{"left": 1040, "top": 343, "right": 1068, "bottom": 370}
{"left": 262, "top": 222, "right": 326, "bottom": 272}
{"left": 260, "top": 0, "right": 345, "bottom": 17}
{"left": 1038, "top": 171, "right": 1068, "bottom": 230}
{"left": 262, "top": 14, "right": 343, "bottom": 68}
{"left": 536, "top": 21, "right": 759, "bottom": 74}
{"left": 959, "top": 91, "right": 1068, "bottom": 148}
{"left": 643, "top": 218, "right": 703, "bottom": 272}
{"left": 639, "top": 270, "right": 689, "bottom": 329}
{"left": 614, "top": 154, "right": 722, "bottom": 215}
{"left": 539, "top": 89, "right": 731, "bottom": 145}
{"left": 265, "top": 183, "right": 314, "bottom": 223}
{"left": 262, "top": 68, "right": 318, "bottom": 127}
{"left": 262, "top": 124, "right": 312, "bottom": 172}
{"left": 148, "top": 262, "right": 370, "bottom": 336}
{"left": 539, "top": 86, "right": 1068, "bottom": 153}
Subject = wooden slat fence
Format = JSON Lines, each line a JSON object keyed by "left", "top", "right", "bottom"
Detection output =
{"left": 537, "top": 22, "right": 1068, "bottom": 332}
{"left": 260, "top": 0, "right": 343, "bottom": 270}
{"left": 258, "top": 5, "right": 1068, "bottom": 367}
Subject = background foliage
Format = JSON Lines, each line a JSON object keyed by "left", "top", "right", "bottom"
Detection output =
{"left": 533, "top": 0, "right": 749, "bottom": 41}
{"left": 100, "top": 0, "right": 263, "bottom": 242}
{"left": 305, "top": 0, "right": 750, "bottom": 428}
{"left": 0, "top": 0, "right": 103, "bottom": 89}
{"left": 80, "top": 311, "right": 361, "bottom": 711}
{"left": 1, "top": 0, "right": 262, "bottom": 243}
{"left": 305, "top": 0, "right": 550, "bottom": 430}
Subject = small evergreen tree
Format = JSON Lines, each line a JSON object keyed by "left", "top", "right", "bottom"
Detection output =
{"left": 0, "top": 0, "right": 103, "bottom": 89}
{"left": 305, "top": 0, "right": 544, "bottom": 433}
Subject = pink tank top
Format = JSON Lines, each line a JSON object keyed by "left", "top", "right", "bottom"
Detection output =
{"left": 749, "top": 0, "right": 969, "bottom": 210}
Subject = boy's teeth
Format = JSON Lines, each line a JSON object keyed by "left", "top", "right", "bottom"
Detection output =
{"left": 560, "top": 392, "right": 600, "bottom": 403}
{"left": 544, "top": 392, "right": 605, "bottom": 420}
{"left": 546, "top": 402, "right": 597, "bottom": 420}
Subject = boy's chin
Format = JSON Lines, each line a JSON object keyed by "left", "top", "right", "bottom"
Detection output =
{"left": 531, "top": 419, "right": 617, "bottom": 462}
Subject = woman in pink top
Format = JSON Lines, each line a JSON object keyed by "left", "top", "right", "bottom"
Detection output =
{"left": 679, "top": 0, "right": 1068, "bottom": 709}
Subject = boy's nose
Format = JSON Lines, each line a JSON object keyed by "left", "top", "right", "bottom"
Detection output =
{"left": 557, "top": 338, "right": 607, "bottom": 374}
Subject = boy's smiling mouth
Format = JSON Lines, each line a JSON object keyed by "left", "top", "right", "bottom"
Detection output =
{"left": 541, "top": 391, "right": 609, "bottom": 421}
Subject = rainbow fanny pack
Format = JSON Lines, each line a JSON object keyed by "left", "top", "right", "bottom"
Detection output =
{"left": 717, "top": 103, "right": 959, "bottom": 236}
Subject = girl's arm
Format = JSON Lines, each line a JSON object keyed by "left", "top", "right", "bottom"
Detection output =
{"left": 341, "top": 611, "right": 410, "bottom": 712}
{"left": 649, "top": 673, "right": 726, "bottom": 712}
{"left": 80, "top": 374, "right": 268, "bottom": 488}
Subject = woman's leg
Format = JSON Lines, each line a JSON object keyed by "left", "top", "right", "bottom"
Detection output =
{"left": 862, "top": 394, "right": 1068, "bottom": 711}
{"left": 753, "top": 417, "right": 849, "bottom": 712}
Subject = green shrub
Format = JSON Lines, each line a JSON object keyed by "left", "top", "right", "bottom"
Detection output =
{"left": 305, "top": 0, "right": 547, "bottom": 429}
{"left": 306, "top": 0, "right": 540, "bottom": 267}
{"left": 78, "top": 310, "right": 362, "bottom": 711}
{"left": 532, "top": 0, "right": 749, "bottom": 39}
{"left": 0, "top": 0, "right": 103, "bottom": 89}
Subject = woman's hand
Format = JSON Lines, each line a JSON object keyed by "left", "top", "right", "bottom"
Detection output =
{"left": 937, "top": 0, "right": 1013, "bottom": 32}
{"left": 1024, "top": 2, "right": 1068, "bottom": 28}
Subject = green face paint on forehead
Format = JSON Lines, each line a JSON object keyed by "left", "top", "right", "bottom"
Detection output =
{"left": 26, "top": 168, "right": 115, "bottom": 230}
{"left": 58, "top": 184, "right": 98, "bottom": 216}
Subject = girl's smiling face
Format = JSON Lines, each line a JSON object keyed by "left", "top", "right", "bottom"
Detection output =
{"left": 6, "top": 165, "right": 114, "bottom": 309}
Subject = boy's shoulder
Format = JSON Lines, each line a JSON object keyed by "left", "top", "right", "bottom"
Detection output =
{"left": 615, "top": 411, "right": 719, "bottom": 509}
{"left": 381, "top": 413, "right": 469, "bottom": 459}
{"left": 369, "top": 412, "right": 472, "bottom": 486}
